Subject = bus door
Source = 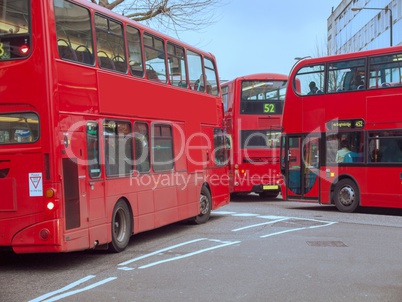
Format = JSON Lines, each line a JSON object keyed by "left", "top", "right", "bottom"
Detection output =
{"left": 60, "top": 122, "right": 105, "bottom": 249}
{"left": 284, "top": 135, "right": 320, "bottom": 200}
{"left": 60, "top": 129, "right": 90, "bottom": 246}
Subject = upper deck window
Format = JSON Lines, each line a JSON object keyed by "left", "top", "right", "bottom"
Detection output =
{"left": 0, "top": 0, "right": 31, "bottom": 60}
{"left": 327, "top": 59, "right": 365, "bottom": 92}
{"left": 144, "top": 33, "right": 166, "bottom": 83}
{"left": 0, "top": 112, "right": 39, "bottom": 144}
{"left": 54, "top": 0, "right": 94, "bottom": 65}
{"left": 240, "top": 80, "right": 286, "bottom": 114}
{"left": 204, "top": 57, "right": 219, "bottom": 96}
{"left": 294, "top": 65, "right": 325, "bottom": 96}
{"left": 95, "top": 15, "right": 126, "bottom": 72}
{"left": 369, "top": 53, "right": 402, "bottom": 89}
{"left": 167, "top": 42, "right": 187, "bottom": 88}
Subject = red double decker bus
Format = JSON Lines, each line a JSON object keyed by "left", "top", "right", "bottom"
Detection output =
{"left": 222, "top": 74, "right": 287, "bottom": 198}
{"left": 0, "top": 0, "right": 229, "bottom": 254}
{"left": 281, "top": 46, "right": 402, "bottom": 212}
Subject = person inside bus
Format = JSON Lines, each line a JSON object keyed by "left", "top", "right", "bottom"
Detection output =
{"left": 307, "top": 81, "right": 318, "bottom": 94}
{"left": 194, "top": 74, "right": 212, "bottom": 93}
{"left": 117, "top": 123, "right": 134, "bottom": 174}
{"left": 351, "top": 74, "right": 364, "bottom": 90}
{"left": 335, "top": 140, "right": 350, "bottom": 163}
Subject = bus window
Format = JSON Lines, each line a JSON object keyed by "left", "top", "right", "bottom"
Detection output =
{"left": 54, "top": 0, "right": 93, "bottom": 64}
{"left": 134, "top": 122, "right": 150, "bottom": 172}
{"left": 187, "top": 50, "right": 203, "bottom": 91}
{"left": 326, "top": 131, "right": 364, "bottom": 164}
{"left": 294, "top": 65, "right": 325, "bottom": 95}
{"left": 0, "top": 0, "right": 31, "bottom": 60}
{"left": 214, "top": 128, "right": 227, "bottom": 166}
{"left": 144, "top": 33, "right": 166, "bottom": 83}
{"left": 127, "top": 25, "right": 144, "bottom": 77}
{"left": 222, "top": 85, "right": 229, "bottom": 112}
{"left": 240, "top": 80, "right": 285, "bottom": 114}
{"left": 369, "top": 53, "right": 402, "bottom": 89}
{"left": 328, "top": 59, "right": 365, "bottom": 92}
{"left": 95, "top": 15, "right": 126, "bottom": 72}
{"left": 104, "top": 120, "right": 133, "bottom": 176}
{"left": 0, "top": 112, "right": 39, "bottom": 144}
{"left": 204, "top": 57, "right": 219, "bottom": 95}
{"left": 152, "top": 124, "right": 173, "bottom": 171}
{"left": 167, "top": 43, "right": 187, "bottom": 88}
{"left": 368, "top": 131, "right": 402, "bottom": 163}
{"left": 86, "top": 122, "right": 101, "bottom": 178}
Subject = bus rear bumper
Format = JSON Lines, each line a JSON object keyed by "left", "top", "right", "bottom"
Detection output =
{"left": 11, "top": 219, "right": 63, "bottom": 254}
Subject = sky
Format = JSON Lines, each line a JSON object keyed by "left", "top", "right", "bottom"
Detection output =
{"left": 176, "top": 0, "right": 341, "bottom": 81}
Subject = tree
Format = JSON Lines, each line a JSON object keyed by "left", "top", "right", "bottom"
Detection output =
{"left": 89, "top": 0, "right": 221, "bottom": 36}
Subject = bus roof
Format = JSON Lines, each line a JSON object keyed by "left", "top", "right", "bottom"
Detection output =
{"left": 224, "top": 73, "right": 288, "bottom": 84}
{"left": 293, "top": 45, "right": 402, "bottom": 68}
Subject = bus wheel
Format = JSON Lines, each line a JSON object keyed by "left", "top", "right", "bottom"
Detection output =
{"left": 191, "top": 186, "right": 212, "bottom": 225}
{"left": 334, "top": 179, "right": 360, "bottom": 213}
{"left": 109, "top": 200, "right": 132, "bottom": 253}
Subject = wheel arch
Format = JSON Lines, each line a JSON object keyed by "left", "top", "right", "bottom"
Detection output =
{"left": 113, "top": 196, "right": 134, "bottom": 233}
{"left": 122, "top": 196, "right": 134, "bottom": 231}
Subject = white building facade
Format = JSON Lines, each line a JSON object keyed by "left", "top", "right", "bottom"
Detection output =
{"left": 328, "top": 0, "right": 402, "bottom": 55}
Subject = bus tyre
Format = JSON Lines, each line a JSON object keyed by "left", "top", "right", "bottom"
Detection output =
{"left": 334, "top": 179, "right": 360, "bottom": 213}
{"left": 192, "top": 186, "right": 212, "bottom": 225}
{"left": 109, "top": 200, "right": 132, "bottom": 253}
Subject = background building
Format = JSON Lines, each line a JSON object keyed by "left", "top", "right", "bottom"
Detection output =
{"left": 328, "top": 0, "right": 401, "bottom": 55}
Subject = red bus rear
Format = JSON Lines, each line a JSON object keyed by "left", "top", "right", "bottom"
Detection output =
{"left": 222, "top": 74, "right": 287, "bottom": 198}
{"left": 281, "top": 46, "right": 402, "bottom": 212}
{"left": 0, "top": 0, "right": 229, "bottom": 253}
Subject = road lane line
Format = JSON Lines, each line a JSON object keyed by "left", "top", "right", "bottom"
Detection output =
{"left": 29, "top": 275, "right": 96, "bottom": 302}
{"left": 118, "top": 238, "right": 207, "bottom": 267}
{"left": 232, "top": 218, "right": 289, "bottom": 232}
{"left": 138, "top": 239, "right": 241, "bottom": 269}
{"left": 260, "top": 221, "right": 336, "bottom": 238}
{"left": 39, "top": 277, "right": 117, "bottom": 302}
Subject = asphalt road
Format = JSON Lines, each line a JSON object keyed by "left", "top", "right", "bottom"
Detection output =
{"left": 1, "top": 195, "right": 402, "bottom": 302}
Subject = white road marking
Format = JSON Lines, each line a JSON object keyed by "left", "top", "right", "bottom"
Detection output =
{"left": 29, "top": 276, "right": 116, "bottom": 302}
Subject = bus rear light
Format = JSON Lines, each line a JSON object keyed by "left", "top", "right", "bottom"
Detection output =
{"left": 39, "top": 229, "right": 50, "bottom": 240}
{"left": 19, "top": 45, "right": 30, "bottom": 54}
{"left": 46, "top": 201, "right": 55, "bottom": 210}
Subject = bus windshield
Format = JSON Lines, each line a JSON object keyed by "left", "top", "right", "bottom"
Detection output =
{"left": 240, "top": 80, "right": 286, "bottom": 114}
{"left": 0, "top": 0, "right": 30, "bottom": 60}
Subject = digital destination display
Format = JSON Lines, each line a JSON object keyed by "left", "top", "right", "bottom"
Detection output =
{"left": 0, "top": 42, "right": 11, "bottom": 59}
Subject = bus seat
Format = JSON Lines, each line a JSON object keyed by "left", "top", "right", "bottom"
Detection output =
{"left": 114, "top": 61, "right": 127, "bottom": 73}
{"left": 58, "top": 45, "right": 77, "bottom": 61}
{"left": 98, "top": 56, "right": 115, "bottom": 70}
{"left": 357, "top": 85, "right": 364, "bottom": 90}
{"left": 75, "top": 46, "right": 93, "bottom": 64}
{"left": 146, "top": 69, "right": 161, "bottom": 82}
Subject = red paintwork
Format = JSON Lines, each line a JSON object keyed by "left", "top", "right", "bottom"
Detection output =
{"left": 282, "top": 45, "right": 402, "bottom": 209}
{"left": 0, "top": 0, "right": 229, "bottom": 253}
{"left": 223, "top": 74, "right": 287, "bottom": 195}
